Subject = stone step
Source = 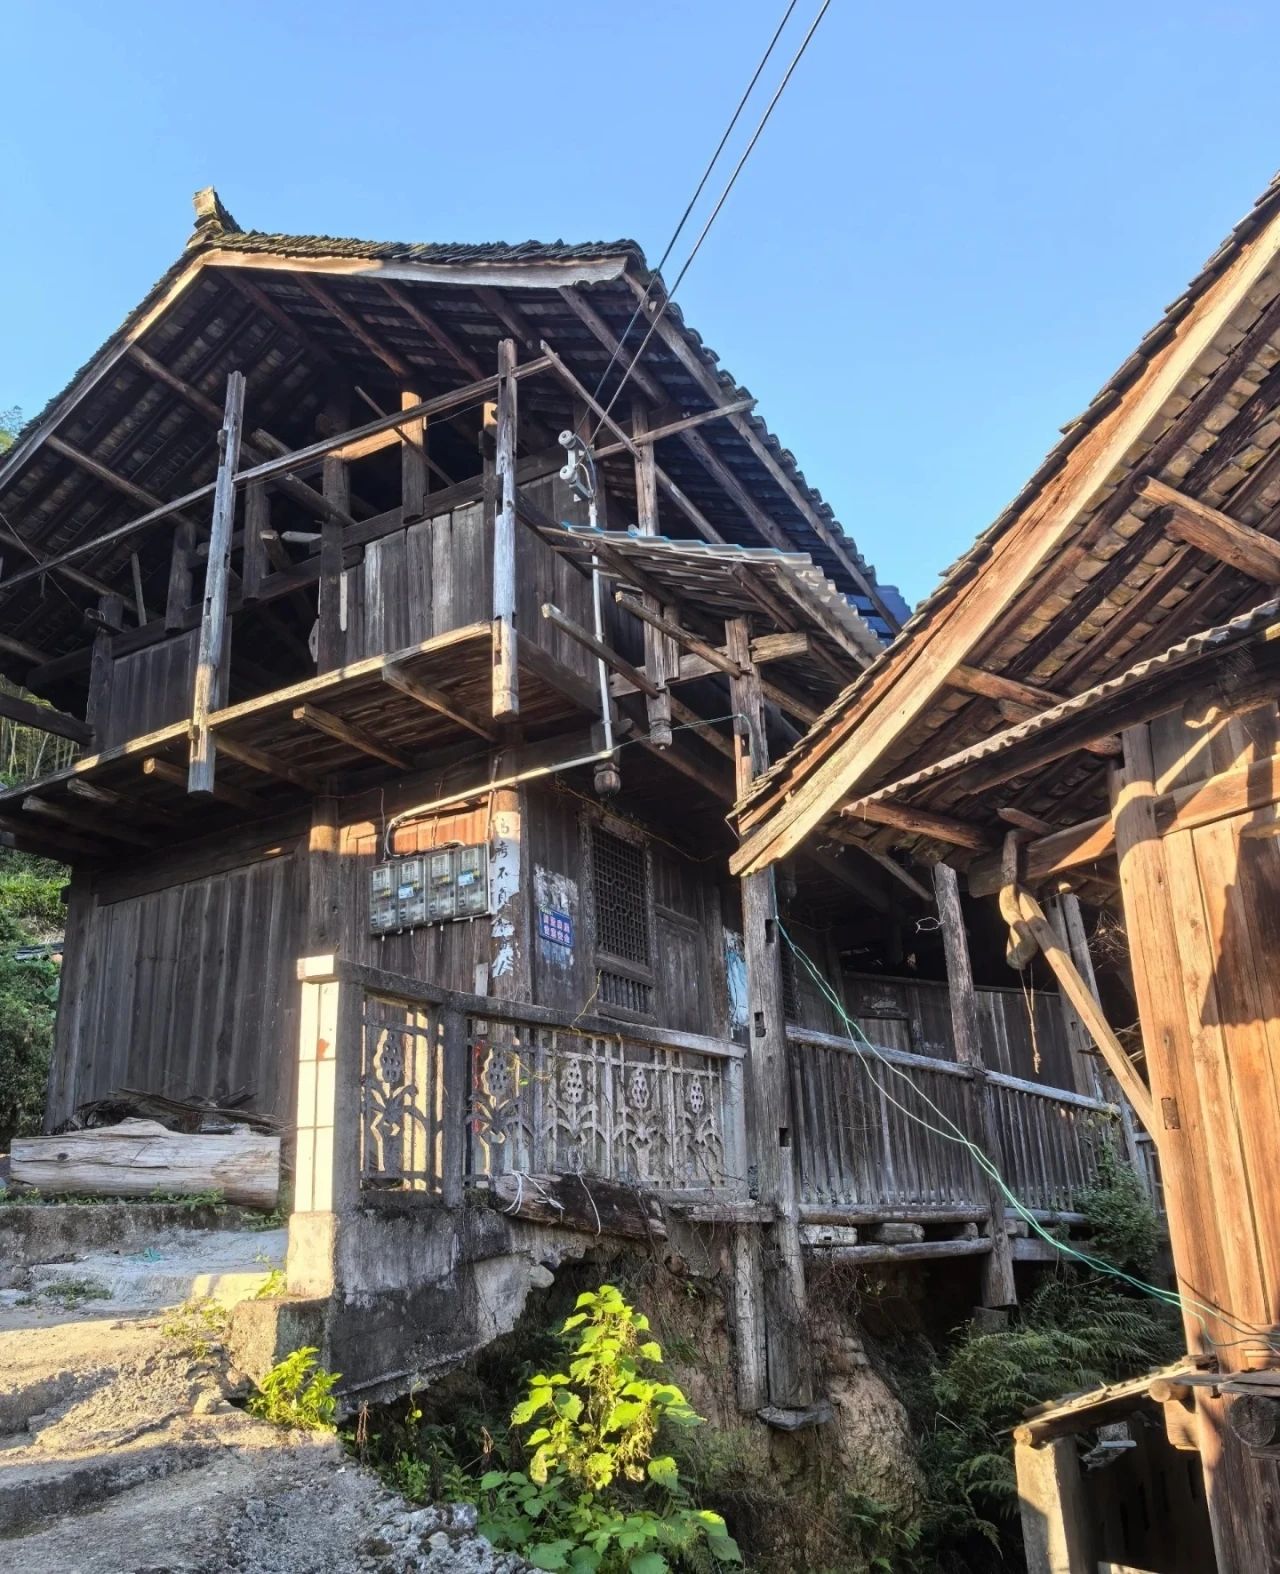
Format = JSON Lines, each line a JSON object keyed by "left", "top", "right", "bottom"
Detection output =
{"left": 0, "top": 1439, "right": 218, "bottom": 1536}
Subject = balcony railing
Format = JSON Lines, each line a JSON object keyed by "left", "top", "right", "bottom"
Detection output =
{"left": 786, "top": 1025, "right": 1122, "bottom": 1218}
{"left": 294, "top": 958, "right": 1129, "bottom": 1238}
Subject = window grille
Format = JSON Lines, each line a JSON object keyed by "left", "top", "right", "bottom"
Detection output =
{"left": 599, "top": 970, "right": 655, "bottom": 1016}
{"left": 590, "top": 825, "right": 651, "bottom": 966}
{"left": 780, "top": 942, "right": 801, "bottom": 1024}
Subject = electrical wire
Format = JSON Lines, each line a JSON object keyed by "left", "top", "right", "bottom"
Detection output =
{"left": 591, "top": 0, "right": 834, "bottom": 444}
{"left": 586, "top": 0, "right": 801, "bottom": 412}
{"left": 777, "top": 919, "right": 1280, "bottom": 1357}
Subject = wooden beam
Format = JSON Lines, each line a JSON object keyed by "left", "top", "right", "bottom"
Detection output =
{"left": 492, "top": 339, "right": 519, "bottom": 720}
{"left": 949, "top": 663, "right": 1064, "bottom": 709}
{"left": 242, "top": 481, "right": 268, "bottom": 601}
{"left": 1139, "top": 475, "right": 1280, "bottom": 584}
{"left": 399, "top": 389, "right": 428, "bottom": 519}
{"left": 557, "top": 285, "right": 665, "bottom": 403}
{"left": 1002, "top": 881, "right": 1154, "bottom": 1130}
{"left": 616, "top": 591, "right": 744, "bottom": 678}
{"left": 379, "top": 281, "right": 485, "bottom": 381}
{"left": 296, "top": 275, "right": 412, "bottom": 379}
{"left": 66, "top": 778, "right": 182, "bottom": 825}
{"left": 593, "top": 397, "right": 756, "bottom": 458}
{"left": 45, "top": 433, "right": 200, "bottom": 534}
{"left": 841, "top": 797, "right": 992, "bottom": 851}
{"left": 0, "top": 690, "right": 90, "bottom": 745}
{"left": 124, "top": 344, "right": 356, "bottom": 530}
{"left": 680, "top": 426, "right": 794, "bottom": 553}
{"left": 22, "top": 793, "right": 155, "bottom": 848}
{"left": 212, "top": 732, "right": 327, "bottom": 793}
{"left": 220, "top": 270, "right": 339, "bottom": 368}
{"left": 382, "top": 661, "right": 496, "bottom": 740}
{"left": 188, "top": 372, "right": 246, "bottom": 794}
{"left": 0, "top": 632, "right": 51, "bottom": 666}
{"left": 542, "top": 603, "right": 660, "bottom": 697}
{"left": 537, "top": 340, "right": 726, "bottom": 544}
{"left": 144, "top": 754, "right": 265, "bottom": 812}
{"left": 317, "top": 452, "right": 347, "bottom": 672}
{"left": 666, "top": 693, "right": 735, "bottom": 760}
{"left": 292, "top": 703, "right": 410, "bottom": 770}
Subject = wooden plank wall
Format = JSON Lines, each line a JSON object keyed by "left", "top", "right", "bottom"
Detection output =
{"left": 100, "top": 629, "right": 199, "bottom": 749}
{"left": 842, "top": 973, "right": 1075, "bottom": 1088}
{"left": 48, "top": 842, "right": 304, "bottom": 1126}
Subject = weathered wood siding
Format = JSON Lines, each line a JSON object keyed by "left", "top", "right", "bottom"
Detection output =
{"left": 48, "top": 841, "right": 304, "bottom": 1127}
{"left": 99, "top": 629, "right": 199, "bottom": 750}
{"left": 842, "top": 973, "right": 1074, "bottom": 1088}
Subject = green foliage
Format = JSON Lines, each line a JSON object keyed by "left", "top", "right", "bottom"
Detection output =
{"left": 248, "top": 1346, "right": 340, "bottom": 1431}
{"left": 0, "top": 407, "right": 19, "bottom": 453}
{"left": 28, "top": 1274, "right": 110, "bottom": 1308}
{"left": 903, "top": 1274, "right": 1180, "bottom": 1566}
{"left": 477, "top": 1285, "right": 740, "bottom": 1573}
{"left": 0, "top": 908, "right": 58, "bottom": 1140}
{"left": 1078, "top": 1141, "right": 1161, "bottom": 1273}
{"left": 163, "top": 1297, "right": 228, "bottom": 1360}
{"left": 836, "top": 1494, "right": 924, "bottom": 1574}
{"left": 253, "top": 1266, "right": 287, "bottom": 1300}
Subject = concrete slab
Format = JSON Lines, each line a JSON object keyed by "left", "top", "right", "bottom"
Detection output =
{"left": 26, "top": 1228, "right": 287, "bottom": 1311}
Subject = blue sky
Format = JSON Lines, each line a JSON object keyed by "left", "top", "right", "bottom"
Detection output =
{"left": 4, "top": 1, "right": 1279, "bottom": 604}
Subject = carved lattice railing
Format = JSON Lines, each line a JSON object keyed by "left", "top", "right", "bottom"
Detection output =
{"left": 466, "top": 1019, "right": 740, "bottom": 1192}
{"left": 294, "top": 957, "right": 746, "bottom": 1210}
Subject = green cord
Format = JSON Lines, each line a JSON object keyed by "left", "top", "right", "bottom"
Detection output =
{"left": 777, "top": 920, "right": 1277, "bottom": 1355}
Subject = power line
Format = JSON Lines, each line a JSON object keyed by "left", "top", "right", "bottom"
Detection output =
{"left": 591, "top": 0, "right": 834, "bottom": 444}
{"left": 587, "top": 0, "right": 801, "bottom": 413}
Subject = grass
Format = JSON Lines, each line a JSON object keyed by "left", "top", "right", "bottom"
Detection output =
{"left": 25, "top": 1275, "right": 112, "bottom": 1308}
{"left": 162, "top": 1297, "right": 228, "bottom": 1359}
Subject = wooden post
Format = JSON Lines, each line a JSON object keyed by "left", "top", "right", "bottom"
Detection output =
{"left": 306, "top": 796, "right": 341, "bottom": 952}
{"left": 86, "top": 592, "right": 124, "bottom": 748}
{"left": 933, "top": 860, "right": 1017, "bottom": 1308}
{"left": 187, "top": 371, "right": 245, "bottom": 795}
{"left": 401, "top": 389, "right": 428, "bottom": 520}
{"left": 632, "top": 401, "right": 675, "bottom": 749}
{"left": 1110, "top": 723, "right": 1280, "bottom": 1570}
{"left": 728, "top": 616, "right": 812, "bottom": 1411}
{"left": 317, "top": 454, "right": 348, "bottom": 672}
{"left": 1014, "top": 1436, "right": 1095, "bottom": 1574}
{"left": 488, "top": 767, "right": 531, "bottom": 1002}
{"left": 492, "top": 338, "right": 519, "bottom": 721}
{"left": 165, "top": 518, "right": 196, "bottom": 630}
{"left": 243, "top": 481, "right": 269, "bottom": 603}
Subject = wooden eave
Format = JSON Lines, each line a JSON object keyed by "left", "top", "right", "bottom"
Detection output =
{"left": 0, "top": 211, "right": 892, "bottom": 712}
{"left": 731, "top": 168, "right": 1280, "bottom": 875}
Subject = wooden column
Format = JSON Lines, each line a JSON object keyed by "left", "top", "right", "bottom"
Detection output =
{"left": 488, "top": 763, "right": 531, "bottom": 1003}
{"left": 165, "top": 518, "right": 197, "bottom": 630}
{"left": 491, "top": 338, "right": 519, "bottom": 721}
{"left": 187, "top": 372, "right": 245, "bottom": 794}
{"left": 243, "top": 481, "right": 269, "bottom": 604}
{"left": 306, "top": 796, "right": 341, "bottom": 952}
{"left": 728, "top": 616, "right": 812, "bottom": 1411}
{"left": 317, "top": 454, "right": 348, "bottom": 672}
{"left": 632, "top": 401, "right": 675, "bottom": 749}
{"left": 1110, "top": 723, "right": 1280, "bottom": 1571}
{"left": 1014, "top": 1435, "right": 1095, "bottom": 1574}
{"left": 86, "top": 592, "right": 124, "bottom": 748}
{"left": 401, "top": 389, "right": 428, "bottom": 520}
{"left": 933, "top": 860, "right": 1017, "bottom": 1308}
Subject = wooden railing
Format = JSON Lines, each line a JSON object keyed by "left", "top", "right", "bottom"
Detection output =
{"left": 786, "top": 1025, "right": 1121, "bottom": 1217}
{"left": 294, "top": 957, "right": 747, "bottom": 1214}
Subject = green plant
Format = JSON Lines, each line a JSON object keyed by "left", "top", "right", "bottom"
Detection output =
{"left": 0, "top": 909, "right": 58, "bottom": 1141}
{"left": 163, "top": 1297, "right": 228, "bottom": 1359}
{"left": 902, "top": 1274, "right": 1179, "bottom": 1566}
{"left": 30, "top": 1275, "right": 110, "bottom": 1308}
{"left": 476, "top": 1285, "right": 741, "bottom": 1572}
{"left": 248, "top": 1346, "right": 340, "bottom": 1431}
{"left": 253, "top": 1266, "right": 287, "bottom": 1299}
{"left": 1078, "top": 1141, "right": 1161, "bottom": 1273}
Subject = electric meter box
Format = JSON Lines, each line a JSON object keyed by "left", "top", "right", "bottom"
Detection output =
{"left": 370, "top": 845, "right": 490, "bottom": 934}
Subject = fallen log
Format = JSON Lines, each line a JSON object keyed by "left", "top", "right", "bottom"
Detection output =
{"left": 11, "top": 1118, "right": 280, "bottom": 1209}
{"left": 482, "top": 1172, "right": 667, "bottom": 1241}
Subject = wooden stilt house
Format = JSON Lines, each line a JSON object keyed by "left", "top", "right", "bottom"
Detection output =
{"left": 733, "top": 172, "right": 1280, "bottom": 1569}
{"left": 2, "top": 191, "right": 1122, "bottom": 1424}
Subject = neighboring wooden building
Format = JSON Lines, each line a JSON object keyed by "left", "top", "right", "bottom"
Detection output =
{"left": 733, "top": 173, "right": 1280, "bottom": 1569}
{"left": 1, "top": 192, "right": 1123, "bottom": 1429}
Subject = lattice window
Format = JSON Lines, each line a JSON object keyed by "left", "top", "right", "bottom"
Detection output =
{"left": 590, "top": 824, "right": 651, "bottom": 966}
{"left": 599, "top": 970, "right": 655, "bottom": 1016}
{"left": 780, "top": 942, "right": 801, "bottom": 1024}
